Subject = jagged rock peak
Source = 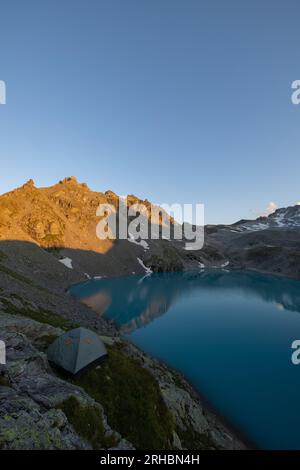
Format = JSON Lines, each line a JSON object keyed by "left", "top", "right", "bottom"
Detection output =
{"left": 58, "top": 176, "right": 90, "bottom": 190}
{"left": 59, "top": 176, "right": 79, "bottom": 184}
{"left": 105, "top": 190, "right": 117, "bottom": 197}
{"left": 22, "top": 179, "right": 35, "bottom": 188}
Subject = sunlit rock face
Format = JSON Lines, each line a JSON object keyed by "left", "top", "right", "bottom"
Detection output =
{"left": 0, "top": 178, "right": 300, "bottom": 279}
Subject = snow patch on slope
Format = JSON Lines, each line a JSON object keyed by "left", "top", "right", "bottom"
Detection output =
{"left": 59, "top": 257, "right": 73, "bottom": 269}
{"left": 137, "top": 257, "right": 152, "bottom": 274}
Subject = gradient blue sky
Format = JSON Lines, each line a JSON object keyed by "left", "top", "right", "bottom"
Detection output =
{"left": 0, "top": 0, "right": 300, "bottom": 224}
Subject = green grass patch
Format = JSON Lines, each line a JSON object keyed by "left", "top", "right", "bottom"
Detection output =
{"left": 69, "top": 345, "right": 174, "bottom": 449}
{"left": 0, "top": 264, "right": 36, "bottom": 286}
{"left": 0, "top": 296, "right": 72, "bottom": 330}
{"left": 57, "top": 396, "right": 116, "bottom": 449}
{"left": 0, "top": 251, "right": 7, "bottom": 263}
{"left": 247, "top": 246, "right": 283, "bottom": 259}
{"left": 146, "top": 247, "right": 184, "bottom": 273}
{"left": 288, "top": 250, "right": 300, "bottom": 258}
{"left": 0, "top": 376, "right": 10, "bottom": 387}
{"left": 0, "top": 263, "right": 49, "bottom": 293}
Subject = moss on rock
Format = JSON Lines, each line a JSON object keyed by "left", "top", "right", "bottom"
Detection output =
{"left": 57, "top": 396, "right": 116, "bottom": 449}
{"left": 70, "top": 344, "right": 175, "bottom": 449}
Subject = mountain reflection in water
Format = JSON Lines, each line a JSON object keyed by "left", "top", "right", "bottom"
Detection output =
{"left": 70, "top": 270, "right": 300, "bottom": 449}
{"left": 71, "top": 270, "right": 300, "bottom": 333}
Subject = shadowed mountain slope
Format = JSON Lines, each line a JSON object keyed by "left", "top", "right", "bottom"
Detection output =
{"left": 0, "top": 178, "right": 300, "bottom": 279}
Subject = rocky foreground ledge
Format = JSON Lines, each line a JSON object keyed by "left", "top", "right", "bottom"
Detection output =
{"left": 0, "top": 312, "right": 245, "bottom": 450}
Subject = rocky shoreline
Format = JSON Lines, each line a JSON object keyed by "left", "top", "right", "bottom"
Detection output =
{"left": 0, "top": 310, "right": 246, "bottom": 450}
{"left": 0, "top": 239, "right": 246, "bottom": 450}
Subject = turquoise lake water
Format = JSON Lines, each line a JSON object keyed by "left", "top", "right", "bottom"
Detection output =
{"left": 70, "top": 270, "right": 300, "bottom": 449}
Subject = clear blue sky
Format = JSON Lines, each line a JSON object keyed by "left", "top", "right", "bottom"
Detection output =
{"left": 0, "top": 0, "right": 300, "bottom": 224}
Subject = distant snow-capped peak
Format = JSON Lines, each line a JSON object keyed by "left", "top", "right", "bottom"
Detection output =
{"left": 230, "top": 205, "right": 300, "bottom": 232}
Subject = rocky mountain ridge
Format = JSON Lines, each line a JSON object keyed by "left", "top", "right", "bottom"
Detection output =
{"left": 0, "top": 178, "right": 300, "bottom": 280}
{"left": 0, "top": 177, "right": 179, "bottom": 278}
{"left": 227, "top": 205, "right": 300, "bottom": 232}
{"left": 204, "top": 205, "right": 300, "bottom": 279}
